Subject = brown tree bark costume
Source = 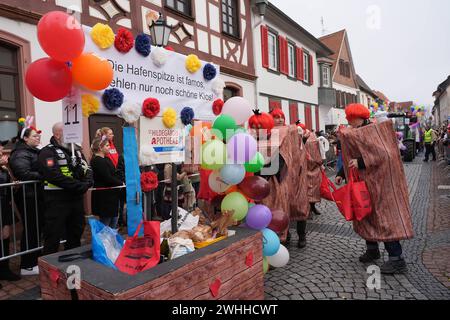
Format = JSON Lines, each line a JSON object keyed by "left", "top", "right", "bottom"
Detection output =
{"left": 259, "top": 125, "right": 309, "bottom": 240}
{"left": 339, "top": 121, "right": 414, "bottom": 242}
{"left": 305, "top": 134, "right": 323, "bottom": 204}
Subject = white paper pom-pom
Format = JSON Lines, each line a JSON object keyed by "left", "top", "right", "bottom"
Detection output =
{"left": 119, "top": 102, "right": 141, "bottom": 124}
{"left": 140, "top": 145, "right": 158, "bottom": 166}
{"left": 151, "top": 47, "right": 169, "bottom": 67}
{"left": 212, "top": 78, "right": 225, "bottom": 97}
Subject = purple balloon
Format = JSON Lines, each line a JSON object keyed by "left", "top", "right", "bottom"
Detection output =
{"left": 246, "top": 205, "right": 272, "bottom": 230}
{"left": 227, "top": 133, "right": 257, "bottom": 164}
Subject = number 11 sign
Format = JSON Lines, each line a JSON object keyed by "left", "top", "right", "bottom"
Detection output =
{"left": 62, "top": 88, "right": 83, "bottom": 144}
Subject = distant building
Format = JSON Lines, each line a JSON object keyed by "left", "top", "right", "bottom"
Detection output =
{"left": 356, "top": 74, "right": 377, "bottom": 108}
{"left": 319, "top": 30, "right": 359, "bottom": 128}
{"left": 252, "top": 2, "right": 333, "bottom": 131}
{"left": 432, "top": 76, "right": 450, "bottom": 126}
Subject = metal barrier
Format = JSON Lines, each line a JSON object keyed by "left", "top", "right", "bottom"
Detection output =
{"left": 0, "top": 173, "right": 201, "bottom": 262}
{"left": 0, "top": 180, "right": 42, "bottom": 262}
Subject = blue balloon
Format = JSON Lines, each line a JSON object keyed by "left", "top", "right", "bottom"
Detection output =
{"left": 220, "top": 164, "right": 246, "bottom": 185}
{"left": 262, "top": 228, "right": 280, "bottom": 257}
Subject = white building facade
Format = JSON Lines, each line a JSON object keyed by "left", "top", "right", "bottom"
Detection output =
{"left": 251, "top": 3, "right": 332, "bottom": 131}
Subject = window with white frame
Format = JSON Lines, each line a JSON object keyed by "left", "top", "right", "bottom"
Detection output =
{"left": 288, "top": 43, "right": 295, "bottom": 78}
{"left": 303, "top": 51, "right": 309, "bottom": 83}
{"left": 268, "top": 31, "right": 278, "bottom": 71}
{"left": 322, "top": 65, "right": 330, "bottom": 87}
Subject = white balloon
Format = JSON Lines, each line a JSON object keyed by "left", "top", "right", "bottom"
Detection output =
{"left": 267, "top": 244, "right": 290, "bottom": 268}
{"left": 208, "top": 170, "right": 231, "bottom": 193}
{"left": 222, "top": 97, "right": 253, "bottom": 125}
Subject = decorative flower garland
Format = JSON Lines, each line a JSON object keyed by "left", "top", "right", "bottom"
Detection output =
{"left": 91, "top": 23, "right": 115, "bottom": 49}
{"left": 114, "top": 28, "right": 134, "bottom": 53}
{"left": 135, "top": 34, "right": 152, "bottom": 57}
{"left": 120, "top": 103, "right": 141, "bottom": 123}
{"left": 142, "top": 98, "right": 160, "bottom": 119}
{"left": 212, "top": 78, "right": 226, "bottom": 96}
{"left": 151, "top": 47, "right": 168, "bottom": 67}
{"left": 141, "top": 171, "right": 159, "bottom": 192}
{"left": 186, "top": 54, "right": 202, "bottom": 73}
{"left": 102, "top": 88, "right": 124, "bottom": 111}
{"left": 180, "top": 107, "right": 195, "bottom": 126}
{"left": 212, "top": 99, "right": 224, "bottom": 116}
{"left": 162, "top": 107, "right": 177, "bottom": 128}
{"left": 203, "top": 63, "right": 217, "bottom": 81}
{"left": 82, "top": 94, "right": 100, "bottom": 118}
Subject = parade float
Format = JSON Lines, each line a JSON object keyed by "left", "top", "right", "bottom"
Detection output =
{"left": 31, "top": 11, "right": 289, "bottom": 300}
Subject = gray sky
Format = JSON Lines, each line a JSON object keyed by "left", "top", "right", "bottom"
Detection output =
{"left": 270, "top": 0, "right": 450, "bottom": 107}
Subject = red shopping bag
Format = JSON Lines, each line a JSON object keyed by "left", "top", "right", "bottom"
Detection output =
{"left": 115, "top": 221, "right": 160, "bottom": 275}
{"left": 332, "top": 182, "right": 354, "bottom": 221}
{"left": 349, "top": 169, "right": 372, "bottom": 221}
{"left": 320, "top": 170, "right": 337, "bottom": 201}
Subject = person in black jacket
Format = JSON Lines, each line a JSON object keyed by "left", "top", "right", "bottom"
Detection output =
{"left": 0, "top": 140, "right": 21, "bottom": 284}
{"left": 37, "top": 123, "right": 93, "bottom": 255}
{"left": 9, "top": 126, "right": 45, "bottom": 276}
{"left": 90, "top": 136, "right": 124, "bottom": 228}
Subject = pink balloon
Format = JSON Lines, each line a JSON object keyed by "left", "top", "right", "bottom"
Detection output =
{"left": 222, "top": 97, "right": 253, "bottom": 125}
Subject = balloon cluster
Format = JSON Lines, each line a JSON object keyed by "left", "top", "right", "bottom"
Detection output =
{"left": 410, "top": 105, "right": 425, "bottom": 118}
{"left": 25, "top": 12, "right": 113, "bottom": 102}
{"left": 192, "top": 97, "right": 290, "bottom": 272}
{"left": 369, "top": 102, "right": 386, "bottom": 118}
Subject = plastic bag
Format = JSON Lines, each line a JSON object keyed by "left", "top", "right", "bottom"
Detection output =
{"left": 97, "top": 227, "right": 123, "bottom": 264}
{"left": 89, "top": 218, "right": 124, "bottom": 270}
{"left": 160, "top": 207, "right": 199, "bottom": 236}
{"left": 168, "top": 237, "right": 195, "bottom": 260}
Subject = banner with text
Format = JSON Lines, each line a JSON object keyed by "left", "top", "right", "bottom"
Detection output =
{"left": 140, "top": 116, "right": 185, "bottom": 164}
{"left": 83, "top": 26, "right": 220, "bottom": 121}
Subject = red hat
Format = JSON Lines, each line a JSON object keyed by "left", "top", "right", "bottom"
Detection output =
{"left": 270, "top": 108, "right": 285, "bottom": 119}
{"left": 345, "top": 103, "right": 370, "bottom": 121}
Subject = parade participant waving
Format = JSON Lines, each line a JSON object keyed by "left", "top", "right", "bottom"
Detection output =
{"left": 38, "top": 122, "right": 93, "bottom": 255}
{"left": 335, "top": 103, "right": 414, "bottom": 274}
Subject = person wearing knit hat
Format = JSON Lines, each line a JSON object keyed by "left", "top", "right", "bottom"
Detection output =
{"left": 335, "top": 103, "right": 413, "bottom": 274}
{"left": 270, "top": 108, "right": 286, "bottom": 127}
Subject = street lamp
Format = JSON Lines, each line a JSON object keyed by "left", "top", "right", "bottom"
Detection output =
{"left": 149, "top": 13, "right": 173, "bottom": 47}
{"left": 253, "top": 0, "right": 268, "bottom": 17}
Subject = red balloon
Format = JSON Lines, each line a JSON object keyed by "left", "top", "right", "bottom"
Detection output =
{"left": 238, "top": 176, "right": 270, "bottom": 201}
{"left": 25, "top": 58, "right": 72, "bottom": 102}
{"left": 268, "top": 210, "right": 289, "bottom": 233}
{"left": 38, "top": 11, "right": 85, "bottom": 62}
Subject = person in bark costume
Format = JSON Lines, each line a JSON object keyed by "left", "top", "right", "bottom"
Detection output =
{"left": 335, "top": 103, "right": 414, "bottom": 274}
{"left": 251, "top": 109, "right": 308, "bottom": 247}
{"left": 296, "top": 121, "right": 323, "bottom": 248}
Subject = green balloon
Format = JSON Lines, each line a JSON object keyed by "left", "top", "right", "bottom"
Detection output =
{"left": 201, "top": 140, "right": 226, "bottom": 170}
{"left": 213, "top": 115, "right": 236, "bottom": 141}
{"left": 221, "top": 192, "right": 249, "bottom": 221}
{"left": 244, "top": 152, "right": 265, "bottom": 173}
{"left": 263, "top": 256, "right": 269, "bottom": 274}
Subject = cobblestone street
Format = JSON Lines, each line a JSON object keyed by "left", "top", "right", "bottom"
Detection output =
{"left": 1, "top": 159, "right": 449, "bottom": 300}
{"left": 265, "top": 158, "right": 450, "bottom": 300}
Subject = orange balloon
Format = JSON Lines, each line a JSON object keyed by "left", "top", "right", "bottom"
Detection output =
{"left": 72, "top": 53, "right": 113, "bottom": 91}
